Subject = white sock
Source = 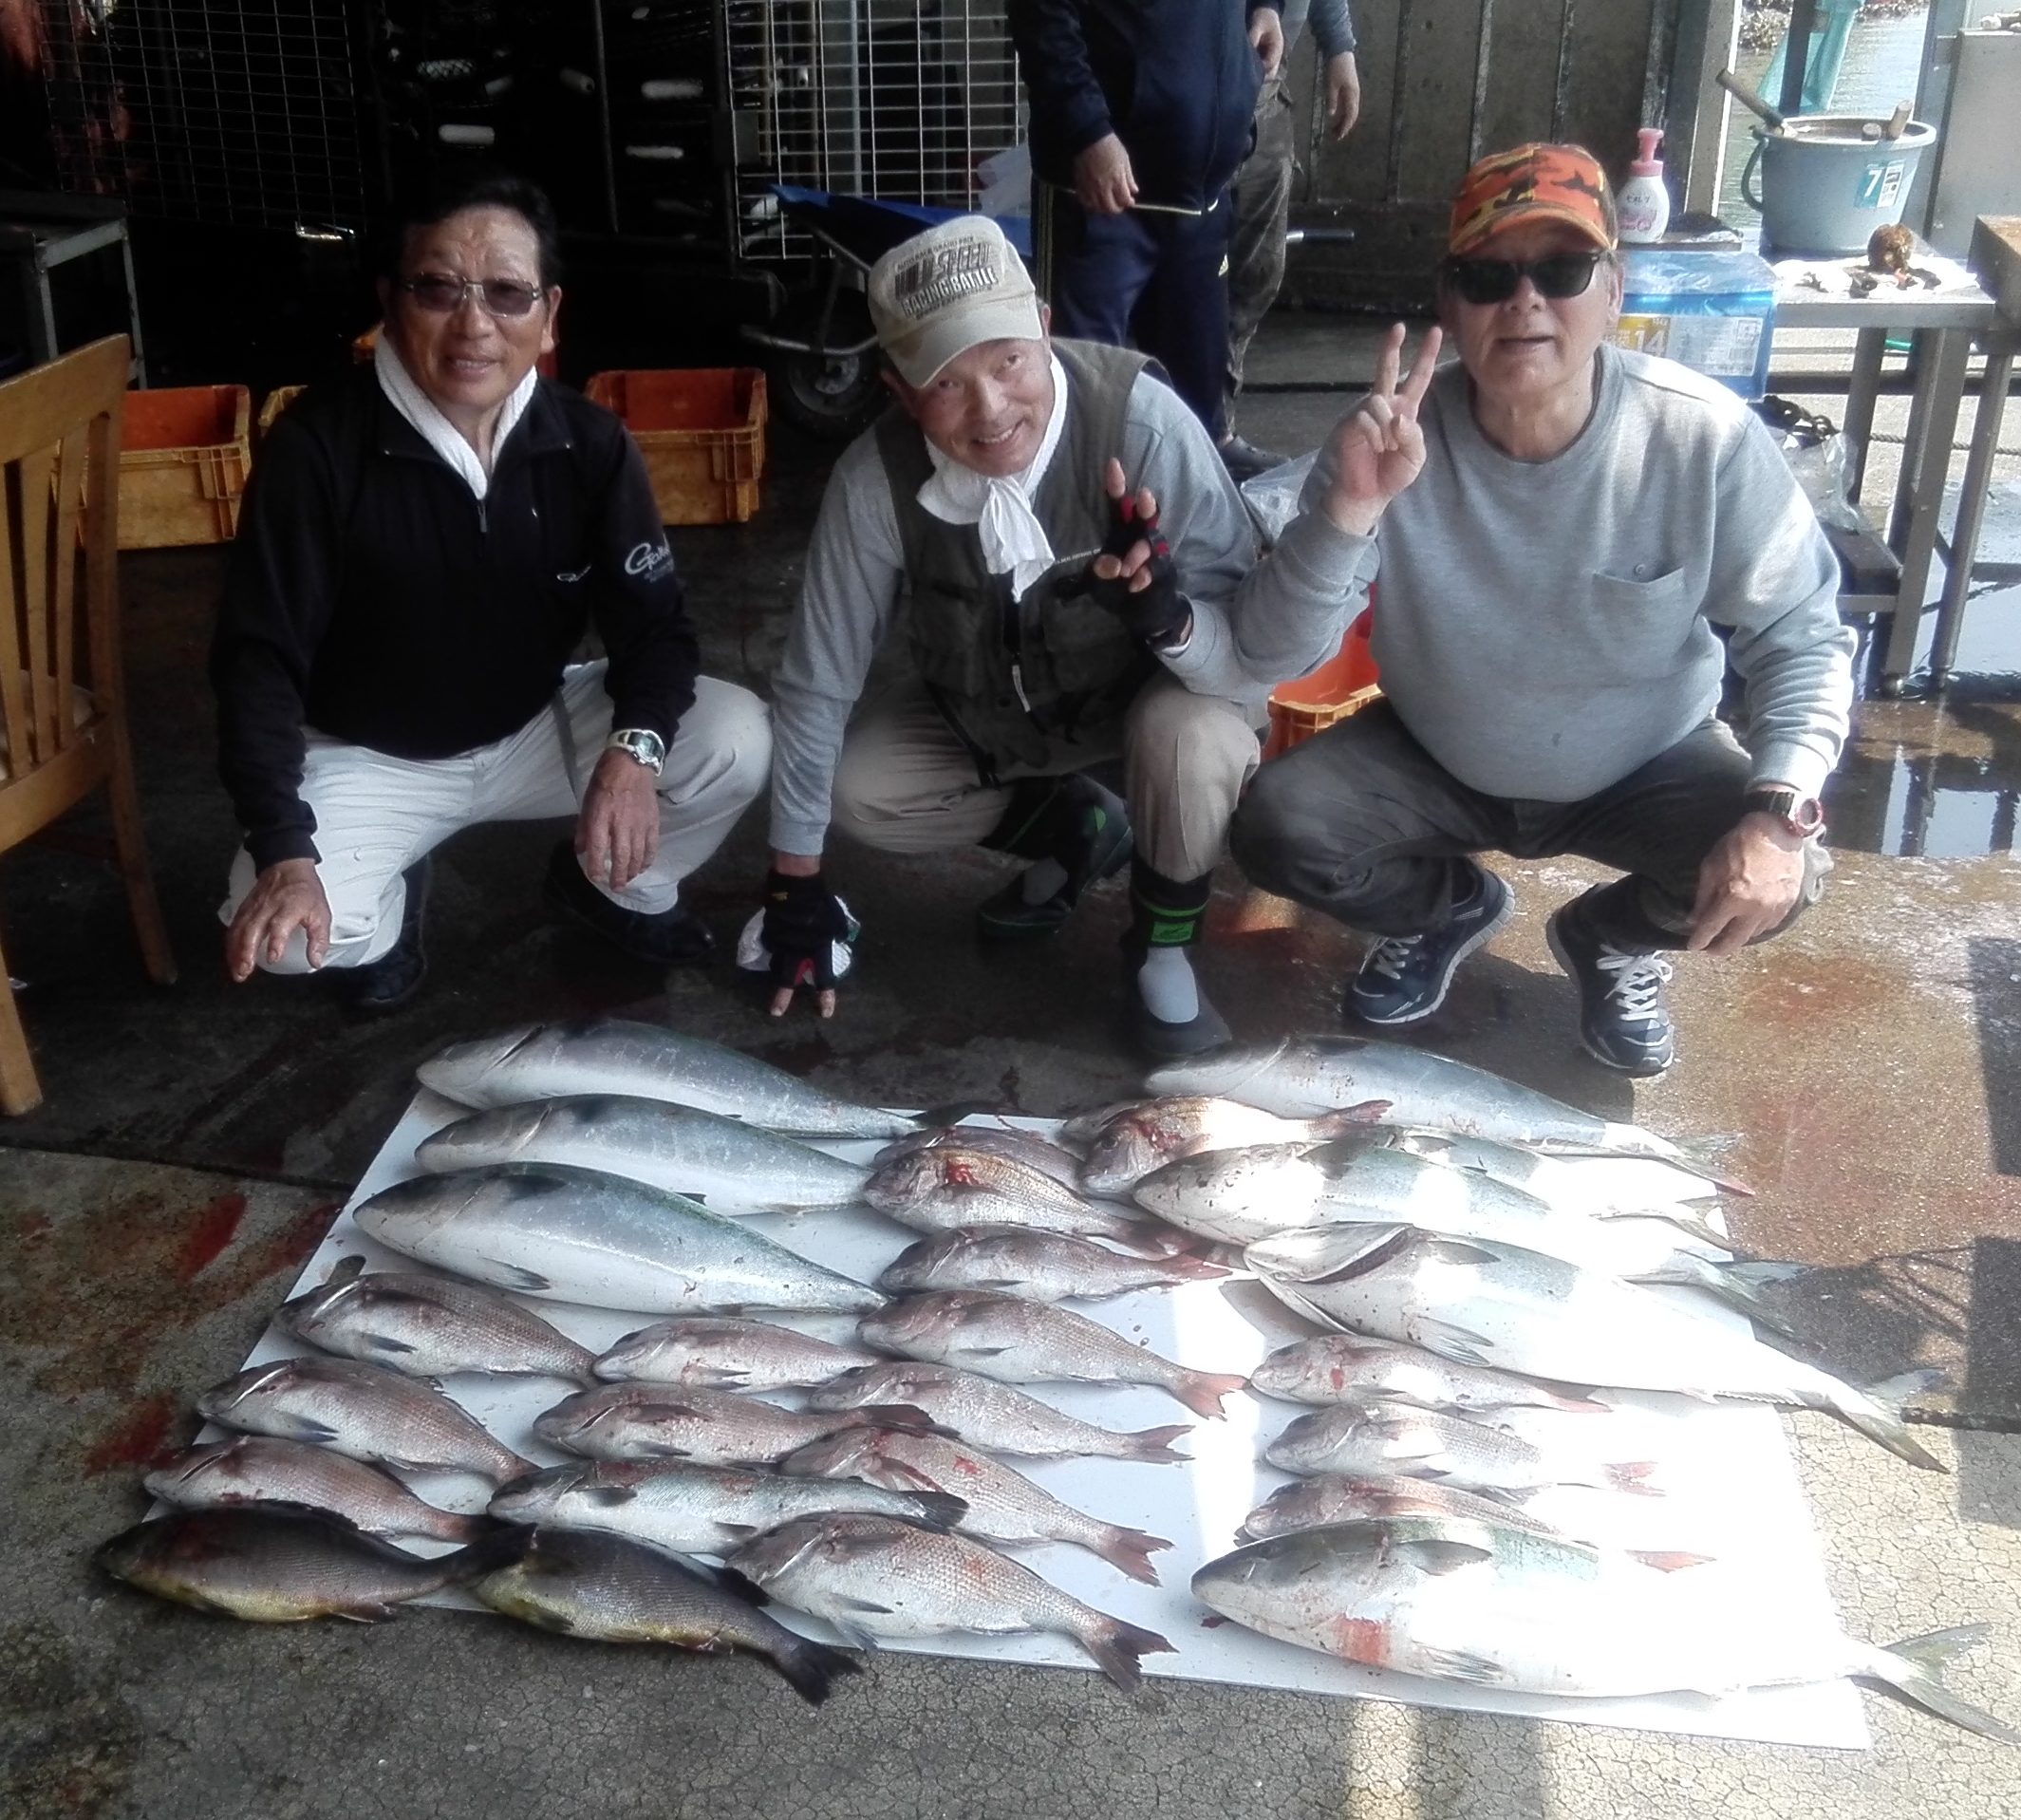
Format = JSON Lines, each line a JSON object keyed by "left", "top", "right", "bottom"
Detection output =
{"left": 1020, "top": 858, "right": 1069, "bottom": 905}
{"left": 1137, "top": 946, "right": 1199, "bottom": 1023}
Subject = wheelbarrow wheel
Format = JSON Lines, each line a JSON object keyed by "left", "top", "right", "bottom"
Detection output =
{"left": 767, "top": 343, "right": 886, "bottom": 441}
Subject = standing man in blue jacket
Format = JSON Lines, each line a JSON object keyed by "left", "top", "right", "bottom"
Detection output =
{"left": 1010, "top": 0, "right": 1282, "bottom": 443}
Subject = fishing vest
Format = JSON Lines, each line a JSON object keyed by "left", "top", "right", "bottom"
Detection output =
{"left": 875, "top": 338, "right": 1160, "bottom": 778}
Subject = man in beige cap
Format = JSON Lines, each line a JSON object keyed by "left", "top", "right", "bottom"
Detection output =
{"left": 754, "top": 214, "right": 1349, "bottom": 1058}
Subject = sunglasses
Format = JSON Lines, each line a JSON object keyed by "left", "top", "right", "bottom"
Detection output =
{"left": 1441, "top": 250, "right": 1605, "bottom": 306}
{"left": 396, "top": 274, "right": 546, "bottom": 318}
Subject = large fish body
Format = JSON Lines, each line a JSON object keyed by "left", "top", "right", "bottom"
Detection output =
{"left": 277, "top": 1256, "right": 595, "bottom": 1382}
{"left": 728, "top": 1512, "right": 1174, "bottom": 1691}
{"left": 355, "top": 1164, "right": 884, "bottom": 1316}
{"left": 1191, "top": 1517, "right": 2017, "bottom": 1739}
{"left": 1239, "top": 1473, "right": 1576, "bottom": 1545}
{"left": 469, "top": 1525, "right": 858, "bottom": 1704}
{"left": 418, "top": 1019, "right": 917, "bottom": 1138}
{"left": 876, "top": 1126, "right": 1088, "bottom": 1189}
{"left": 1077, "top": 1098, "right": 1387, "bottom": 1197}
{"left": 417, "top": 1095, "right": 870, "bottom": 1215}
{"left": 196, "top": 1357, "right": 532, "bottom": 1484}
{"left": 781, "top": 1428, "right": 1171, "bottom": 1585}
{"left": 864, "top": 1149, "right": 1157, "bottom": 1248}
{"left": 1368, "top": 1128, "right": 1726, "bottom": 1222}
{"left": 593, "top": 1317, "right": 879, "bottom": 1392}
{"left": 1248, "top": 1334, "right": 1604, "bottom": 1414}
{"left": 144, "top": 1437, "right": 491, "bottom": 1544}
{"left": 533, "top": 1382, "right": 934, "bottom": 1466}
{"left": 489, "top": 1457, "right": 966, "bottom": 1557}
{"left": 1250, "top": 1227, "right": 1943, "bottom": 1471}
{"left": 860, "top": 1290, "right": 1246, "bottom": 1419}
{"left": 877, "top": 1228, "right": 1228, "bottom": 1302}
{"left": 808, "top": 1362, "right": 1190, "bottom": 1463}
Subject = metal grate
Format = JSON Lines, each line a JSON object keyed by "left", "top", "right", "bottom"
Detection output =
{"left": 39, "top": 0, "right": 365, "bottom": 233}
{"left": 723, "top": 0, "right": 1024, "bottom": 262}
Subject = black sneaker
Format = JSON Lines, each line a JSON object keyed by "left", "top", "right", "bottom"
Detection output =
{"left": 1346, "top": 865, "right": 1513, "bottom": 1026}
{"left": 1220, "top": 434, "right": 1290, "bottom": 482}
{"left": 1545, "top": 898, "right": 1676, "bottom": 1077}
{"left": 341, "top": 857, "right": 430, "bottom": 1015}
{"left": 543, "top": 842, "right": 716, "bottom": 968}
{"left": 975, "top": 777, "right": 1135, "bottom": 942}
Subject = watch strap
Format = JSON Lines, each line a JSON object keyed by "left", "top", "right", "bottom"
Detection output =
{"left": 605, "top": 727, "right": 667, "bottom": 776}
{"left": 1743, "top": 786, "right": 1825, "bottom": 838}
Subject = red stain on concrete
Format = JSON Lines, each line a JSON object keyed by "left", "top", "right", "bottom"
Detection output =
{"left": 248, "top": 1200, "right": 344, "bottom": 1281}
{"left": 81, "top": 1393, "right": 184, "bottom": 1476}
{"left": 172, "top": 1192, "right": 248, "bottom": 1282}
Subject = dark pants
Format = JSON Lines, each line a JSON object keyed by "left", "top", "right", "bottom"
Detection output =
{"left": 1036, "top": 184, "right": 1233, "bottom": 441}
{"left": 1229, "top": 701, "right": 1831, "bottom": 952}
{"left": 1226, "top": 75, "right": 1297, "bottom": 416}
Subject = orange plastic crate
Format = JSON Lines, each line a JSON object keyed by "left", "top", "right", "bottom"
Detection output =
{"left": 585, "top": 367, "right": 767, "bottom": 527}
{"left": 1263, "top": 607, "right": 1381, "bottom": 760}
{"left": 117, "top": 385, "right": 253, "bottom": 548}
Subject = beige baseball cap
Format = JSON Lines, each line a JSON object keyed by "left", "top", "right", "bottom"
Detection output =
{"left": 868, "top": 216, "right": 1044, "bottom": 387}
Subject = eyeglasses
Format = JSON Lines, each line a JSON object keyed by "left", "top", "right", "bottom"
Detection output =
{"left": 1441, "top": 250, "right": 1605, "bottom": 306}
{"left": 396, "top": 274, "right": 546, "bottom": 318}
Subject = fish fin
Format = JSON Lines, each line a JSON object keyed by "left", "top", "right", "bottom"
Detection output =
{"left": 1093, "top": 1528, "right": 1171, "bottom": 1587}
{"left": 1633, "top": 1259, "right": 1809, "bottom": 1338}
{"left": 361, "top": 1335, "right": 421, "bottom": 1357}
{"left": 1627, "top": 1550, "right": 1714, "bottom": 1573}
{"left": 1172, "top": 1371, "right": 1247, "bottom": 1420}
{"left": 908, "top": 1492, "right": 970, "bottom": 1533}
{"left": 1257, "top": 1279, "right": 1350, "bottom": 1334}
{"left": 437, "top": 1526, "right": 533, "bottom": 1588}
{"left": 1821, "top": 1388, "right": 1949, "bottom": 1473}
{"left": 325, "top": 1255, "right": 369, "bottom": 1289}
{"left": 850, "top": 1404, "right": 958, "bottom": 1440}
{"left": 1864, "top": 1366, "right": 1949, "bottom": 1403}
{"left": 1121, "top": 1425, "right": 1192, "bottom": 1464}
{"left": 1312, "top": 1100, "right": 1394, "bottom": 1135}
{"left": 949, "top": 1344, "right": 1013, "bottom": 1360}
{"left": 1412, "top": 1320, "right": 1497, "bottom": 1369}
{"left": 584, "top": 1485, "right": 639, "bottom": 1508}
{"left": 1302, "top": 1226, "right": 1423, "bottom": 1285}
{"left": 707, "top": 1563, "right": 772, "bottom": 1607}
{"left": 1082, "top": 1618, "right": 1174, "bottom": 1692}
{"left": 827, "top": 1620, "right": 885, "bottom": 1654}
{"left": 834, "top": 1595, "right": 896, "bottom": 1616}
{"left": 1598, "top": 1206, "right": 1734, "bottom": 1251}
{"left": 1416, "top": 1645, "right": 1510, "bottom": 1687}
{"left": 495, "top": 1264, "right": 552, "bottom": 1293}
{"left": 1602, "top": 1461, "right": 1666, "bottom": 1497}
{"left": 336, "top": 1603, "right": 405, "bottom": 1624}
{"left": 270, "top": 1415, "right": 342, "bottom": 1446}
{"left": 1395, "top": 1538, "right": 1492, "bottom": 1576}
{"left": 771, "top": 1637, "right": 864, "bottom": 1706}
{"left": 1862, "top": 1626, "right": 2021, "bottom": 1743}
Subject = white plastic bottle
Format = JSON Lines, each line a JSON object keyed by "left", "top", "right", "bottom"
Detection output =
{"left": 1618, "top": 128, "right": 1672, "bottom": 244}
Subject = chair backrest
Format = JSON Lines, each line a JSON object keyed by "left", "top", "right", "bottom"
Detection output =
{"left": 0, "top": 335, "right": 129, "bottom": 782}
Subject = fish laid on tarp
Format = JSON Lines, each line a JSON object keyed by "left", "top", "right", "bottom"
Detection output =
{"left": 469, "top": 1525, "right": 859, "bottom": 1704}
{"left": 278, "top": 1256, "right": 596, "bottom": 1382}
{"left": 1193, "top": 1517, "right": 2018, "bottom": 1740}
{"left": 1147, "top": 1037, "right": 1743, "bottom": 1184}
{"left": 861, "top": 1290, "right": 1247, "bottom": 1419}
{"left": 355, "top": 1164, "right": 885, "bottom": 1316}
{"left": 490, "top": 1457, "right": 966, "bottom": 1559}
{"left": 144, "top": 1437, "right": 493, "bottom": 1545}
{"left": 533, "top": 1383, "right": 943, "bottom": 1467}
{"left": 417, "top": 1095, "right": 870, "bottom": 1215}
{"left": 729, "top": 1513, "right": 1174, "bottom": 1691}
{"left": 1361, "top": 1127, "right": 1729, "bottom": 1229}
{"left": 594, "top": 1317, "right": 879, "bottom": 1392}
{"left": 96, "top": 1503, "right": 506, "bottom": 1623}
{"left": 418, "top": 1019, "right": 918, "bottom": 1138}
{"left": 1251, "top": 1226, "right": 1944, "bottom": 1471}
{"left": 196, "top": 1358, "right": 533, "bottom": 1485}
{"left": 1240, "top": 1473, "right": 1580, "bottom": 1546}
{"left": 876, "top": 1125, "right": 1088, "bottom": 1189}
{"left": 809, "top": 1362, "right": 1191, "bottom": 1463}
{"left": 1077, "top": 1098, "right": 1391, "bottom": 1197}
{"left": 1248, "top": 1334, "right": 1605, "bottom": 1415}
{"left": 783, "top": 1427, "right": 1171, "bottom": 1585}
{"left": 864, "top": 1149, "right": 1163, "bottom": 1248}
{"left": 877, "top": 1228, "right": 1229, "bottom": 1303}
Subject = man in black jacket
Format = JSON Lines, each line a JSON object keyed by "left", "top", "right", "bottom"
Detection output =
{"left": 1010, "top": 0, "right": 1282, "bottom": 441}
{"left": 211, "top": 172, "right": 770, "bottom": 1009}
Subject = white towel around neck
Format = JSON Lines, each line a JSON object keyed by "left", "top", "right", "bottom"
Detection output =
{"left": 373, "top": 333, "right": 538, "bottom": 499}
{"left": 915, "top": 353, "right": 1070, "bottom": 600}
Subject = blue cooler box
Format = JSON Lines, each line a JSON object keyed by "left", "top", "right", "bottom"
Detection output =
{"left": 1614, "top": 248, "right": 1777, "bottom": 400}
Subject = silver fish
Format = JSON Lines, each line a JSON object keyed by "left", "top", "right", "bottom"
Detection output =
{"left": 469, "top": 1525, "right": 858, "bottom": 1704}
{"left": 277, "top": 1255, "right": 595, "bottom": 1382}
{"left": 728, "top": 1512, "right": 1174, "bottom": 1690}
{"left": 417, "top": 1094, "right": 870, "bottom": 1214}
{"left": 1192, "top": 1517, "right": 2017, "bottom": 1739}
{"left": 593, "top": 1317, "right": 879, "bottom": 1392}
{"left": 489, "top": 1457, "right": 967, "bottom": 1556}
{"left": 1248, "top": 1334, "right": 1606, "bottom": 1414}
{"left": 143, "top": 1437, "right": 492, "bottom": 1544}
{"left": 196, "top": 1357, "right": 532, "bottom": 1485}
{"left": 808, "top": 1362, "right": 1190, "bottom": 1463}
{"left": 876, "top": 1125, "right": 1088, "bottom": 1189}
{"left": 1251, "top": 1226, "right": 1944, "bottom": 1471}
{"left": 355, "top": 1164, "right": 885, "bottom": 1315}
{"left": 861, "top": 1290, "right": 1246, "bottom": 1419}
{"left": 533, "top": 1382, "right": 940, "bottom": 1466}
{"left": 782, "top": 1427, "right": 1171, "bottom": 1585}
{"left": 1077, "top": 1098, "right": 1389, "bottom": 1196}
{"left": 418, "top": 1018, "right": 918, "bottom": 1138}
{"left": 864, "top": 1148, "right": 1164, "bottom": 1248}
{"left": 1239, "top": 1473, "right": 1577, "bottom": 1545}
{"left": 876, "top": 1228, "right": 1229, "bottom": 1302}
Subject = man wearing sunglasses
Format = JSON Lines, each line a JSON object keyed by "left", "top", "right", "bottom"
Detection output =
{"left": 212, "top": 171, "right": 770, "bottom": 1008}
{"left": 1231, "top": 142, "right": 1854, "bottom": 1076}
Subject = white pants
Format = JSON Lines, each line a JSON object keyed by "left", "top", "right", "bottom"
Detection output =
{"left": 221, "top": 664, "right": 771, "bottom": 972}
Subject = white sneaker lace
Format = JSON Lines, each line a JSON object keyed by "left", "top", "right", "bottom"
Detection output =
{"left": 1364, "top": 934, "right": 1424, "bottom": 982}
{"left": 1595, "top": 946, "right": 1673, "bottom": 1025}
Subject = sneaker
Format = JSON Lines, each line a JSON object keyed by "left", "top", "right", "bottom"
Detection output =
{"left": 1220, "top": 433, "right": 1290, "bottom": 483}
{"left": 1545, "top": 898, "right": 1676, "bottom": 1078}
{"left": 975, "top": 777, "right": 1135, "bottom": 942}
{"left": 543, "top": 842, "right": 716, "bottom": 968}
{"left": 1346, "top": 866, "right": 1513, "bottom": 1026}
{"left": 341, "top": 857, "right": 430, "bottom": 1015}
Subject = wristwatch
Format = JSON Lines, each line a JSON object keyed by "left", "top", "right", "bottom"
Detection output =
{"left": 604, "top": 727, "right": 666, "bottom": 777}
{"left": 1743, "top": 786, "right": 1825, "bottom": 839}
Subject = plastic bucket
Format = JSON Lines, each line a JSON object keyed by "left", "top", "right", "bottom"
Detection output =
{"left": 1741, "top": 116, "right": 1936, "bottom": 255}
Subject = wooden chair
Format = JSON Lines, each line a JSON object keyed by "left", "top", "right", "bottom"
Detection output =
{"left": 0, "top": 334, "right": 177, "bottom": 1114}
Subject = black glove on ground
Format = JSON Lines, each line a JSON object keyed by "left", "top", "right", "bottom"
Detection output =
{"left": 762, "top": 869, "right": 853, "bottom": 992}
{"left": 1085, "top": 492, "right": 1187, "bottom": 645}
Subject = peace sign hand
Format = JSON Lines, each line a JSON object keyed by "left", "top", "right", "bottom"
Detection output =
{"left": 1322, "top": 322, "right": 1442, "bottom": 537}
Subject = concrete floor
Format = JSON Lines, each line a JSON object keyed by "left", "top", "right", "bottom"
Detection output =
{"left": 3, "top": 313, "right": 2020, "bottom": 1817}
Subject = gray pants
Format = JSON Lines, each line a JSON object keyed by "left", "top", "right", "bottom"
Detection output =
{"left": 1229, "top": 700, "right": 1830, "bottom": 951}
{"left": 1226, "top": 75, "right": 1298, "bottom": 413}
{"left": 832, "top": 673, "right": 1262, "bottom": 881}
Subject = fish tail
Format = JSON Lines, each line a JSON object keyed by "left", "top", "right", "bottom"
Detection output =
{"left": 772, "top": 1634, "right": 865, "bottom": 1706}
{"left": 1656, "top": 1258, "right": 1808, "bottom": 1337}
{"left": 1078, "top": 1616, "right": 1174, "bottom": 1691}
{"left": 439, "top": 1510, "right": 515, "bottom": 1546}
{"left": 1313, "top": 1099, "right": 1394, "bottom": 1136}
{"left": 437, "top": 1523, "right": 533, "bottom": 1589}
{"left": 1859, "top": 1625, "right": 2021, "bottom": 1742}
{"left": 1602, "top": 1460, "right": 1666, "bottom": 1496}
{"left": 1172, "top": 1370, "right": 1248, "bottom": 1419}
{"left": 1120, "top": 1424, "right": 1192, "bottom": 1464}
{"left": 1091, "top": 1526, "right": 1172, "bottom": 1586}
{"left": 908, "top": 1491, "right": 970, "bottom": 1532}
{"left": 1822, "top": 1385, "right": 1950, "bottom": 1473}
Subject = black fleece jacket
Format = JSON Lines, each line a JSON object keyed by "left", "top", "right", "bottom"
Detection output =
{"left": 211, "top": 366, "right": 698, "bottom": 870}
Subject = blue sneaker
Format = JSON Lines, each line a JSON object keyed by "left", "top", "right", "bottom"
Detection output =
{"left": 1545, "top": 897, "right": 1675, "bottom": 1077}
{"left": 1346, "top": 866, "right": 1513, "bottom": 1026}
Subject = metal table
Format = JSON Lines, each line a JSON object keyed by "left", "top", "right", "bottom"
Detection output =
{"left": 1769, "top": 239, "right": 1994, "bottom": 692}
{"left": 0, "top": 190, "right": 147, "bottom": 385}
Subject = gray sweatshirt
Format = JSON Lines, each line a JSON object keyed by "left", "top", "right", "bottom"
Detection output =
{"left": 1292, "top": 343, "right": 1855, "bottom": 802}
{"left": 1281, "top": 0, "right": 1356, "bottom": 57}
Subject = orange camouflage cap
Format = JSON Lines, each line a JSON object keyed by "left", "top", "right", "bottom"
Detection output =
{"left": 1448, "top": 143, "right": 1617, "bottom": 256}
